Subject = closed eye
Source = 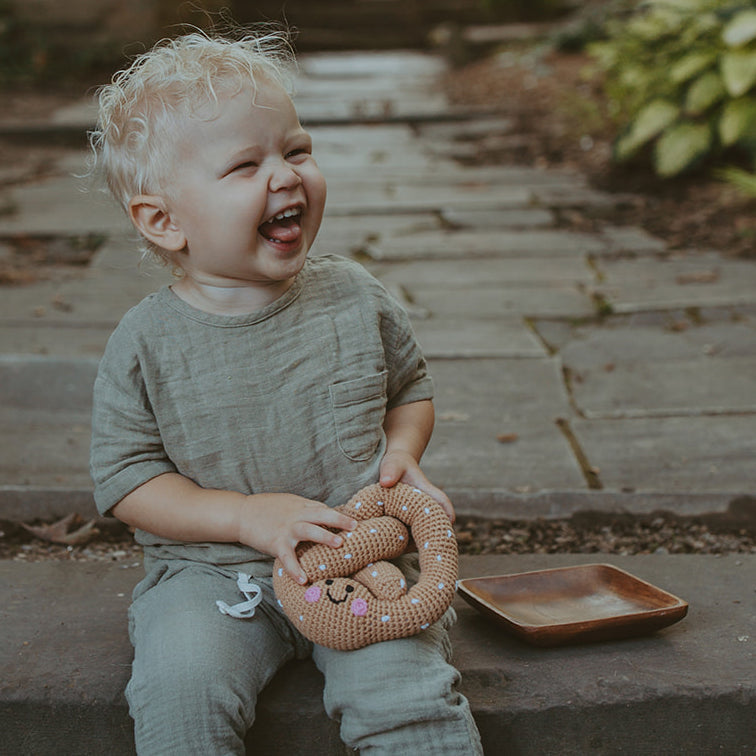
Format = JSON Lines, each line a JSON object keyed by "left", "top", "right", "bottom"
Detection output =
{"left": 232, "top": 161, "right": 258, "bottom": 172}
{"left": 286, "top": 147, "right": 310, "bottom": 161}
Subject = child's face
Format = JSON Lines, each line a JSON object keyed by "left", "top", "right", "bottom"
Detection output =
{"left": 159, "top": 78, "right": 326, "bottom": 297}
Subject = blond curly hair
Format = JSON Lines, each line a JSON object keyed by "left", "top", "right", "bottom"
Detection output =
{"left": 89, "top": 28, "right": 296, "bottom": 259}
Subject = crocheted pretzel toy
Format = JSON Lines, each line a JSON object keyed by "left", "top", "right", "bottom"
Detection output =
{"left": 272, "top": 482, "right": 458, "bottom": 651}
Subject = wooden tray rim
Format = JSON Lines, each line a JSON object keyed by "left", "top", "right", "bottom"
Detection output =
{"left": 457, "top": 562, "right": 689, "bottom": 644}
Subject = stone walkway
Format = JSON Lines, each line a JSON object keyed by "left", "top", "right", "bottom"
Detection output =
{"left": 1, "top": 50, "right": 754, "bottom": 522}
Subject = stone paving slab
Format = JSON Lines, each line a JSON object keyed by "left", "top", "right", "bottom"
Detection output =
{"left": 313, "top": 213, "right": 444, "bottom": 256}
{"left": 299, "top": 51, "right": 448, "bottom": 80}
{"left": 0, "top": 238, "right": 171, "bottom": 325}
{"left": 571, "top": 355, "right": 756, "bottom": 417}
{"left": 364, "top": 228, "right": 607, "bottom": 260}
{"left": 0, "top": 322, "right": 113, "bottom": 356}
{"left": 371, "top": 257, "right": 598, "bottom": 319}
{"left": 0, "top": 409, "right": 92, "bottom": 489}
{"left": 571, "top": 415, "right": 756, "bottom": 494}
{"left": 370, "top": 256, "right": 595, "bottom": 286}
{"left": 597, "top": 253, "right": 756, "bottom": 312}
{"left": 440, "top": 207, "right": 556, "bottom": 229}
{"left": 297, "top": 92, "right": 450, "bottom": 122}
{"left": 0, "top": 174, "right": 129, "bottom": 237}
{"left": 0, "top": 356, "right": 96, "bottom": 489}
{"left": 409, "top": 283, "right": 596, "bottom": 319}
{"left": 550, "top": 319, "right": 756, "bottom": 417}
{"left": 325, "top": 178, "right": 533, "bottom": 214}
{"left": 423, "top": 358, "right": 586, "bottom": 493}
{"left": 2, "top": 554, "right": 753, "bottom": 755}
{"left": 263, "top": 56, "right": 452, "bottom": 119}
{"left": 410, "top": 317, "right": 546, "bottom": 359}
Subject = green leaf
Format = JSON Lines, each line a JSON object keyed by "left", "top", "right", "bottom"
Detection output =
{"left": 654, "top": 122, "right": 712, "bottom": 176}
{"left": 719, "top": 97, "right": 756, "bottom": 146}
{"left": 685, "top": 70, "right": 726, "bottom": 114}
{"left": 716, "top": 166, "right": 756, "bottom": 197}
{"left": 615, "top": 99, "right": 680, "bottom": 160}
{"left": 670, "top": 51, "right": 716, "bottom": 83}
{"left": 643, "top": 0, "right": 709, "bottom": 11}
{"left": 721, "top": 50, "right": 756, "bottom": 96}
{"left": 722, "top": 10, "right": 756, "bottom": 48}
{"left": 627, "top": 13, "right": 677, "bottom": 41}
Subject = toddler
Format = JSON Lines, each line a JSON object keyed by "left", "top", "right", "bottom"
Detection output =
{"left": 89, "top": 28, "right": 482, "bottom": 755}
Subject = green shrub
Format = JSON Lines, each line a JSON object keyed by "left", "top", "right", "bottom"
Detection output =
{"left": 588, "top": 0, "right": 756, "bottom": 178}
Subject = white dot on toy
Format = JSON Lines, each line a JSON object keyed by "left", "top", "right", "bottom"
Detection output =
{"left": 382, "top": 615, "right": 391, "bottom": 622}
{"left": 344, "top": 553, "right": 352, "bottom": 559}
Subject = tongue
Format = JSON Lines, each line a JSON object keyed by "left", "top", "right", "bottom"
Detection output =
{"left": 259, "top": 216, "right": 301, "bottom": 243}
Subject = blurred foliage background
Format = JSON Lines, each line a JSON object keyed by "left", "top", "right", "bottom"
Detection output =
{"left": 585, "top": 0, "right": 756, "bottom": 189}
{"left": 1, "top": 0, "right": 754, "bottom": 192}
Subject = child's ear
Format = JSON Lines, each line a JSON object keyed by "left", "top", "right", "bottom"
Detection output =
{"left": 128, "top": 195, "right": 186, "bottom": 252}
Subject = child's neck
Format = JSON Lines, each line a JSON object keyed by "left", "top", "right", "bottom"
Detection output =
{"left": 171, "top": 276, "right": 295, "bottom": 315}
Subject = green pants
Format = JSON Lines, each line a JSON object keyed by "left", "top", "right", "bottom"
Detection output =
{"left": 126, "top": 558, "right": 483, "bottom": 755}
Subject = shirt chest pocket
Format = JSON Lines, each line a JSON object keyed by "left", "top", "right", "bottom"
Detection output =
{"left": 330, "top": 371, "right": 388, "bottom": 462}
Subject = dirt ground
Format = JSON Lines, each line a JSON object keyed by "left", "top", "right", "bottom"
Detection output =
{"left": 443, "top": 49, "right": 756, "bottom": 259}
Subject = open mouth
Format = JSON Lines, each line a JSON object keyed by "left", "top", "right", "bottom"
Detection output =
{"left": 258, "top": 206, "right": 303, "bottom": 245}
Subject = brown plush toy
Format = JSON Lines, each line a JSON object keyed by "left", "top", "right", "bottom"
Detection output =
{"left": 273, "top": 482, "right": 458, "bottom": 651}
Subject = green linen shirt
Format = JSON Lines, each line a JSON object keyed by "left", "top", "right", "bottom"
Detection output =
{"left": 90, "top": 254, "right": 433, "bottom": 567}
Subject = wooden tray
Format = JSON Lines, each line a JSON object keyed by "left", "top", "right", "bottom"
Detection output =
{"left": 457, "top": 563, "right": 688, "bottom": 647}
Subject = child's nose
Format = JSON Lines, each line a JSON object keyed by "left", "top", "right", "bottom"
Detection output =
{"left": 269, "top": 161, "right": 302, "bottom": 192}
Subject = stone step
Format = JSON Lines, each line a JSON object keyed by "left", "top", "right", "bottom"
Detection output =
{"left": 2, "top": 554, "right": 753, "bottom": 755}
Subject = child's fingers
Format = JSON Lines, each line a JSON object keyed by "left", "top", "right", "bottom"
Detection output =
{"left": 378, "top": 454, "right": 404, "bottom": 487}
{"left": 302, "top": 504, "right": 357, "bottom": 534}
{"left": 277, "top": 548, "right": 308, "bottom": 585}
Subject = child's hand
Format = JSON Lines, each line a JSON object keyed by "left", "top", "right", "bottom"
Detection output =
{"left": 379, "top": 450, "right": 455, "bottom": 523}
{"left": 238, "top": 494, "right": 357, "bottom": 585}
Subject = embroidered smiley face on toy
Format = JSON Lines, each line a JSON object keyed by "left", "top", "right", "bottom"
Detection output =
{"left": 273, "top": 483, "right": 458, "bottom": 651}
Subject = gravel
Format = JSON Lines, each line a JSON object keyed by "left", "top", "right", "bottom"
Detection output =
{"left": 2, "top": 512, "right": 753, "bottom": 564}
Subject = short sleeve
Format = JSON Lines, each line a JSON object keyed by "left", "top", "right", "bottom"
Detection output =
{"left": 90, "top": 324, "right": 176, "bottom": 515}
{"left": 376, "top": 283, "right": 434, "bottom": 410}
